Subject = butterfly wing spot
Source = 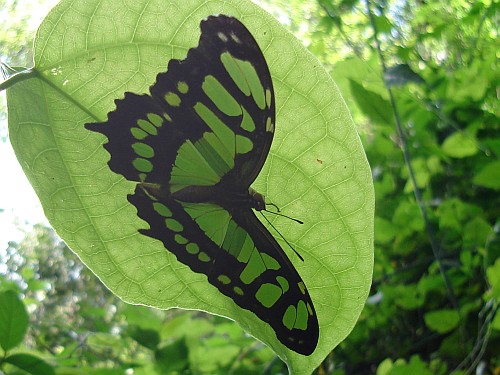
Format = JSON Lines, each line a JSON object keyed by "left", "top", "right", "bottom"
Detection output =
{"left": 165, "top": 218, "right": 183, "bottom": 232}
{"left": 234, "top": 286, "right": 244, "bottom": 296}
{"left": 240, "top": 249, "right": 272, "bottom": 284}
{"left": 261, "top": 253, "right": 280, "bottom": 269}
{"left": 131, "top": 127, "right": 148, "bottom": 140}
{"left": 240, "top": 107, "right": 256, "bottom": 132}
{"left": 265, "top": 89, "right": 272, "bottom": 108}
{"left": 230, "top": 32, "right": 242, "bottom": 44}
{"left": 276, "top": 276, "right": 290, "bottom": 293}
{"left": 306, "top": 302, "right": 314, "bottom": 315}
{"left": 177, "top": 81, "right": 189, "bottom": 94}
{"left": 236, "top": 135, "right": 253, "bottom": 154}
{"left": 137, "top": 119, "right": 158, "bottom": 135}
{"left": 217, "top": 274, "right": 231, "bottom": 285}
{"left": 194, "top": 102, "right": 236, "bottom": 160}
{"left": 153, "top": 202, "right": 173, "bottom": 217}
{"left": 163, "top": 112, "right": 173, "bottom": 122}
{"left": 175, "top": 234, "right": 189, "bottom": 245}
{"left": 220, "top": 52, "right": 266, "bottom": 109}
{"left": 186, "top": 242, "right": 200, "bottom": 254}
{"left": 217, "top": 31, "right": 229, "bottom": 42}
{"left": 266, "top": 117, "right": 274, "bottom": 133}
{"left": 198, "top": 252, "right": 211, "bottom": 262}
{"left": 298, "top": 281, "right": 306, "bottom": 295}
{"left": 282, "top": 300, "right": 309, "bottom": 331}
{"left": 147, "top": 113, "right": 164, "bottom": 128}
{"left": 133, "top": 158, "right": 153, "bottom": 173}
{"left": 235, "top": 58, "right": 266, "bottom": 110}
{"left": 256, "top": 282, "right": 284, "bottom": 308}
{"left": 164, "top": 92, "right": 181, "bottom": 107}
{"left": 170, "top": 140, "right": 223, "bottom": 193}
{"left": 283, "top": 305, "right": 296, "bottom": 330}
{"left": 221, "top": 52, "right": 251, "bottom": 96}
{"left": 295, "top": 300, "right": 309, "bottom": 330}
{"left": 132, "top": 142, "right": 155, "bottom": 158}
{"left": 202, "top": 75, "right": 242, "bottom": 116}
{"left": 183, "top": 203, "right": 231, "bottom": 246}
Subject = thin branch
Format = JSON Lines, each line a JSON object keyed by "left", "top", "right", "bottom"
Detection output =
{"left": 454, "top": 299, "right": 498, "bottom": 374}
{"left": 363, "top": 0, "right": 461, "bottom": 315}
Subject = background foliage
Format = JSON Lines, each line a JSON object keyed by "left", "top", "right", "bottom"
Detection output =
{"left": 1, "top": 0, "right": 499, "bottom": 374}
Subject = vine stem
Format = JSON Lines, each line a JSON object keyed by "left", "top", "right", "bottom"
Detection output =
{"left": 363, "top": 0, "right": 461, "bottom": 315}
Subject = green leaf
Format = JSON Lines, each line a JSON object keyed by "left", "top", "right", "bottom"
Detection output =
{"left": 463, "top": 217, "right": 491, "bottom": 251}
{"left": 374, "top": 216, "right": 397, "bottom": 244}
{"left": 473, "top": 161, "right": 500, "bottom": 190}
{"left": 424, "top": 309, "right": 460, "bottom": 333}
{"left": 492, "top": 310, "right": 500, "bottom": 330}
{"left": 128, "top": 326, "right": 160, "bottom": 350}
{"left": 5, "top": 0, "right": 374, "bottom": 369}
{"left": 441, "top": 131, "right": 478, "bottom": 158}
{"left": 154, "top": 338, "right": 189, "bottom": 373}
{"left": 4, "top": 353, "right": 55, "bottom": 375}
{"left": 384, "top": 64, "right": 425, "bottom": 87}
{"left": 121, "top": 305, "right": 162, "bottom": 331}
{"left": 486, "top": 258, "right": 500, "bottom": 299}
{"left": 349, "top": 79, "right": 394, "bottom": 126}
{"left": 0, "top": 290, "right": 29, "bottom": 351}
{"left": 380, "top": 355, "right": 434, "bottom": 375}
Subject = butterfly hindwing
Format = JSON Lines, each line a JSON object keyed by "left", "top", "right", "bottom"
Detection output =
{"left": 129, "top": 185, "right": 319, "bottom": 354}
{"left": 85, "top": 15, "right": 318, "bottom": 355}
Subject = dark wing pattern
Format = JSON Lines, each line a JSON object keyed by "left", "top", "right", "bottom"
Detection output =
{"left": 85, "top": 15, "right": 318, "bottom": 355}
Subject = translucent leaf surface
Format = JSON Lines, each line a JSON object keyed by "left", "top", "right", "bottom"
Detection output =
{"left": 5, "top": 0, "right": 374, "bottom": 372}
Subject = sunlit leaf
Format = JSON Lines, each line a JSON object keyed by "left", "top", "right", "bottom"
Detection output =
{"left": 5, "top": 0, "right": 374, "bottom": 370}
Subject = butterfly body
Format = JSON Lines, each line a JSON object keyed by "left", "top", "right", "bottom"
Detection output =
{"left": 86, "top": 14, "right": 319, "bottom": 355}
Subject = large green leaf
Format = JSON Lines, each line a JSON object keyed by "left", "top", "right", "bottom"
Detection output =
{"left": 5, "top": 0, "right": 374, "bottom": 371}
{"left": 0, "top": 290, "right": 29, "bottom": 351}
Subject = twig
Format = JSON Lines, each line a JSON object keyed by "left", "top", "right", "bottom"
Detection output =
{"left": 364, "top": 0, "right": 461, "bottom": 315}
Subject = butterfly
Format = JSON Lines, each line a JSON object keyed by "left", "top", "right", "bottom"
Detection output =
{"left": 85, "top": 14, "right": 318, "bottom": 355}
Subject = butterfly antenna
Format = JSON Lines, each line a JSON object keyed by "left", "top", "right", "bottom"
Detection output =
{"left": 263, "top": 205, "right": 304, "bottom": 225}
{"left": 259, "top": 211, "right": 305, "bottom": 262}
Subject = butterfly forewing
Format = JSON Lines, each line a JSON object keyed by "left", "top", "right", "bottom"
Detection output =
{"left": 85, "top": 15, "right": 318, "bottom": 355}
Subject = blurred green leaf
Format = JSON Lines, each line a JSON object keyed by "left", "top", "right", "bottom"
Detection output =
{"left": 374, "top": 217, "right": 397, "bottom": 244}
{"left": 486, "top": 258, "right": 500, "bottom": 298}
{"left": 473, "top": 161, "right": 500, "bottom": 190}
{"left": 379, "top": 355, "right": 434, "bottom": 375}
{"left": 154, "top": 338, "right": 189, "bottom": 373}
{"left": 128, "top": 326, "right": 160, "bottom": 350}
{"left": 4, "top": 353, "right": 55, "bottom": 375}
{"left": 463, "top": 217, "right": 491, "bottom": 251}
{"left": 349, "top": 80, "right": 394, "bottom": 126}
{"left": 0, "top": 290, "right": 29, "bottom": 351}
{"left": 424, "top": 310, "right": 460, "bottom": 333}
{"left": 492, "top": 310, "right": 500, "bottom": 330}
{"left": 441, "top": 132, "right": 478, "bottom": 158}
{"left": 385, "top": 64, "right": 425, "bottom": 87}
